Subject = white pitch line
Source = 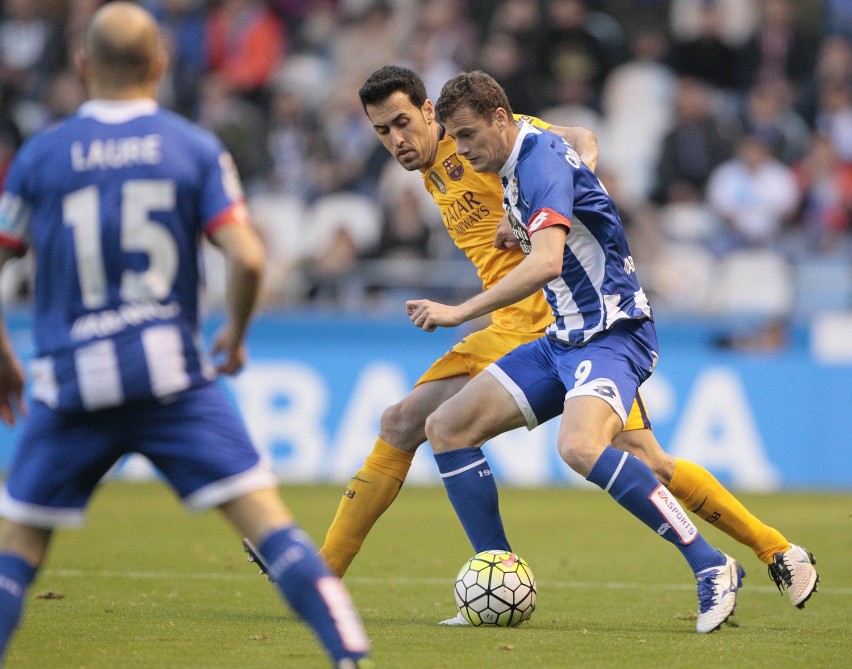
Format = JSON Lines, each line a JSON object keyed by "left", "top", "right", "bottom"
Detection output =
{"left": 39, "top": 569, "right": 852, "bottom": 597}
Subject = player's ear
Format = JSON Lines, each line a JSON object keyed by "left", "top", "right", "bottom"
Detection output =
{"left": 495, "top": 107, "right": 509, "bottom": 129}
{"left": 151, "top": 49, "right": 169, "bottom": 82}
{"left": 422, "top": 99, "right": 435, "bottom": 123}
{"left": 74, "top": 48, "right": 88, "bottom": 81}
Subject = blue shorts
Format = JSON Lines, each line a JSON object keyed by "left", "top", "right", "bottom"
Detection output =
{"left": 486, "top": 319, "right": 659, "bottom": 429}
{"left": 0, "top": 382, "right": 277, "bottom": 528}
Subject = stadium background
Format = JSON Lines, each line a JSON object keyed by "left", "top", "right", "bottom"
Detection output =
{"left": 0, "top": 0, "right": 849, "bottom": 489}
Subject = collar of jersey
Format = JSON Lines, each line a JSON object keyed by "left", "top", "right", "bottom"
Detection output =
{"left": 499, "top": 120, "right": 539, "bottom": 180}
{"left": 78, "top": 99, "right": 159, "bottom": 123}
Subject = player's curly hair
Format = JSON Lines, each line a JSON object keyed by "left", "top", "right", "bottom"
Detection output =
{"left": 359, "top": 65, "right": 428, "bottom": 111}
{"left": 435, "top": 71, "right": 513, "bottom": 124}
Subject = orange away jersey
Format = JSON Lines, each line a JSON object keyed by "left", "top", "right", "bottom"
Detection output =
{"left": 421, "top": 116, "right": 553, "bottom": 334}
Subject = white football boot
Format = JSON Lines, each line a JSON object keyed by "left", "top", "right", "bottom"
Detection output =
{"left": 438, "top": 612, "right": 470, "bottom": 626}
{"left": 768, "top": 544, "right": 819, "bottom": 608}
{"left": 695, "top": 554, "right": 745, "bottom": 633}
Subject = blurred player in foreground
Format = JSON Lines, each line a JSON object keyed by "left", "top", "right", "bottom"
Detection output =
{"left": 319, "top": 65, "right": 817, "bottom": 624}
{"left": 0, "top": 4, "right": 371, "bottom": 667}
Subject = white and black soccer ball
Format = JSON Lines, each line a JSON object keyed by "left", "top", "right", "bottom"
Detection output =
{"left": 454, "top": 550, "right": 537, "bottom": 627}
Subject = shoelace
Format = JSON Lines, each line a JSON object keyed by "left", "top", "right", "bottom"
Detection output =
{"left": 768, "top": 556, "right": 792, "bottom": 593}
{"left": 696, "top": 572, "right": 720, "bottom": 613}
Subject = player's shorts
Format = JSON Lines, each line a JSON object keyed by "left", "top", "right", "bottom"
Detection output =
{"left": 486, "top": 319, "right": 658, "bottom": 430}
{"left": 624, "top": 391, "right": 651, "bottom": 432}
{"left": 0, "top": 382, "right": 277, "bottom": 528}
{"left": 417, "top": 321, "right": 652, "bottom": 430}
{"left": 415, "top": 323, "right": 543, "bottom": 386}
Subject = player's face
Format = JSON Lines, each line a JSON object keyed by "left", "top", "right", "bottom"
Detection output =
{"left": 442, "top": 106, "right": 509, "bottom": 173}
{"left": 366, "top": 91, "right": 439, "bottom": 172}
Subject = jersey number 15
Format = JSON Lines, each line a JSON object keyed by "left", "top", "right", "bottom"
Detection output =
{"left": 63, "top": 180, "right": 179, "bottom": 309}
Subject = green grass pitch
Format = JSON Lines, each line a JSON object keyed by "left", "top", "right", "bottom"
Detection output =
{"left": 5, "top": 482, "right": 851, "bottom": 668}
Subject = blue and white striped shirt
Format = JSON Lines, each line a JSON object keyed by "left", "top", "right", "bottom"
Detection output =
{"left": 0, "top": 100, "right": 246, "bottom": 411}
{"left": 500, "top": 121, "right": 652, "bottom": 345}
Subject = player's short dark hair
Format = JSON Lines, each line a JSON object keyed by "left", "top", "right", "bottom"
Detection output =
{"left": 435, "top": 71, "right": 513, "bottom": 124}
{"left": 359, "top": 65, "right": 428, "bottom": 111}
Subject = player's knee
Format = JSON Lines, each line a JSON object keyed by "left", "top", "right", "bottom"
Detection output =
{"left": 379, "top": 401, "right": 405, "bottom": 437}
{"left": 557, "top": 435, "right": 604, "bottom": 477}
{"left": 379, "top": 400, "right": 426, "bottom": 451}
{"left": 424, "top": 409, "right": 465, "bottom": 453}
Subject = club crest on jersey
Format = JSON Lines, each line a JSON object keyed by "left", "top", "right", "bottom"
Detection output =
{"left": 427, "top": 170, "right": 447, "bottom": 194}
{"left": 443, "top": 153, "right": 464, "bottom": 181}
{"left": 508, "top": 177, "right": 519, "bottom": 207}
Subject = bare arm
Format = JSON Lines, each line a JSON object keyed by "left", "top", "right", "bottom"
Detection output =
{"left": 408, "top": 225, "right": 567, "bottom": 331}
{"left": 547, "top": 125, "right": 599, "bottom": 172}
{"left": 208, "top": 217, "right": 266, "bottom": 375}
{"left": 0, "top": 246, "right": 26, "bottom": 424}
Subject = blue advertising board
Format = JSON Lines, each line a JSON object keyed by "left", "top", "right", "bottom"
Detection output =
{"left": 0, "top": 311, "right": 849, "bottom": 490}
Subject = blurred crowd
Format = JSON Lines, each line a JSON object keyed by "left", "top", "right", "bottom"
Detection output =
{"left": 0, "top": 0, "right": 850, "bottom": 337}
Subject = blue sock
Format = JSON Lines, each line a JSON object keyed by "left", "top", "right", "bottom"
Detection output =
{"left": 0, "top": 553, "right": 37, "bottom": 663}
{"left": 259, "top": 526, "right": 370, "bottom": 665}
{"left": 587, "top": 446, "right": 725, "bottom": 574}
{"left": 434, "top": 447, "right": 510, "bottom": 553}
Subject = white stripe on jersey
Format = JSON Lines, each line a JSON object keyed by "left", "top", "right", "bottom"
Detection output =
{"left": 29, "top": 357, "right": 58, "bottom": 408}
{"left": 76, "top": 339, "right": 124, "bottom": 410}
{"left": 0, "top": 192, "right": 29, "bottom": 242}
{"left": 547, "top": 278, "right": 585, "bottom": 334}
{"left": 195, "top": 331, "right": 218, "bottom": 381}
{"left": 604, "top": 293, "right": 629, "bottom": 324}
{"left": 633, "top": 289, "right": 652, "bottom": 318}
{"left": 141, "top": 325, "right": 191, "bottom": 398}
{"left": 548, "top": 216, "right": 606, "bottom": 342}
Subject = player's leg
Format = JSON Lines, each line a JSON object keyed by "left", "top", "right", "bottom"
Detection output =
{"left": 560, "top": 395, "right": 743, "bottom": 632}
{"left": 667, "top": 452, "right": 818, "bottom": 609}
{"left": 614, "top": 424, "right": 788, "bottom": 559}
{"left": 320, "top": 374, "right": 468, "bottom": 576}
{"left": 614, "top": 424, "right": 818, "bottom": 608}
{"left": 147, "top": 384, "right": 371, "bottom": 667}
{"left": 554, "top": 321, "right": 742, "bottom": 632}
{"left": 321, "top": 326, "right": 533, "bottom": 576}
{"left": 561, "top": 396, "right": 725, "bottom": 573}
{"left": 425, "top": 366, "right": 533, "bottom": 554}
{"left": 0, "top": 522, "right": 51, "bottom": 663}
{"left": 0, "top": 403, "right": 118, "bottom": 662}
{"left": 221, "top": 489, "right": 371, "bottom": 668}
{"left": 424, "top": 334, "right": 584, "bottom": 555}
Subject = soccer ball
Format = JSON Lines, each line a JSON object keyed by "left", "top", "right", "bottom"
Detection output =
{"left": 454, "top": 550, "right": 537, "bottom": 627}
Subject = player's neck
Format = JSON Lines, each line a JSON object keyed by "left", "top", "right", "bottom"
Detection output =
{"left": 418, "top": 125, "right": 442, "bottom": 174}
{"left": 86, "top": 82, "right": 158, "bottom": 102}
{"left": 499, "top": 125, "right": 521, "bottom": 166}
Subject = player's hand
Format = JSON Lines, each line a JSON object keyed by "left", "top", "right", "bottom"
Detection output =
{"left": 406, "top": 299, "right": 463, "bottom": 331}
{"left": 493, "top": 214, "right": 519, "bottom": 250}
{"left": 0, "top": 348, "right": 26, "bottom": 425}
{"left": 210, "top": 324, "right": 247, "bottom": 376}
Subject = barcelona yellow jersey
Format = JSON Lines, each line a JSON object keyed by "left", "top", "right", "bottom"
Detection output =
{"left": 420, "top": 117, "right": 553, "bottom": 334}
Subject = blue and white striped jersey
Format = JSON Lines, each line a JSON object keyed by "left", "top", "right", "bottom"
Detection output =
{"left": 500, "top": 121, "right": 652, "bottom": 345}
{"left": 0, "top": 99, "right": 247, "bottom": 411}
